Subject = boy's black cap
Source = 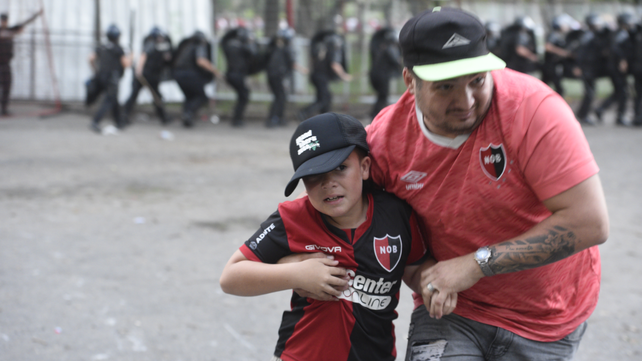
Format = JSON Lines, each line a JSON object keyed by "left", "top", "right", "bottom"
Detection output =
{"left": 0, "top": 14, "right": 8, "bottom": 21}
{"left": 399, "top": 7, "right": 505, "bottom": 81}
{"left": 285, "top": 113, "right": 369, "bottom": 197}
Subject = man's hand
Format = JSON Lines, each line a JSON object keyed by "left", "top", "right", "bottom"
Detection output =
{"left": 419, "top": 253, "right": 482, "bottom": 318}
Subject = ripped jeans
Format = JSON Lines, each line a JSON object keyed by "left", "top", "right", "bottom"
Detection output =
{"left": 405, "top": 307, "right": 587, "bottom": 361}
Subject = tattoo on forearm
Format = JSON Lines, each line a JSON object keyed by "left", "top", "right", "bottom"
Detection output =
{"left": 489, "top": 226, "right": 576, "bottom": 274}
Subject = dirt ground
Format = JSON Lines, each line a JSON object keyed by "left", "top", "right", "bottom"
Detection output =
{"left": 0, "top": 101, "right": 641, "bottom": 361}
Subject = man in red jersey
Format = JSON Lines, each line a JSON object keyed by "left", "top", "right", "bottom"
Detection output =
{"left": 366, "top": 7, "right": 609, "bottom": 361}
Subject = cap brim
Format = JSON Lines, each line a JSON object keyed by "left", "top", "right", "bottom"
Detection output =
{"left": 412, "top": 53, "right": 506, "bottom": 81}
{"left": 284, "top": 145, "right": 355, "bottom": 197}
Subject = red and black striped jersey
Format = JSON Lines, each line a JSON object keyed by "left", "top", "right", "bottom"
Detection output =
{"left": 240, "top": 191, "right": 427, "bottom": 361}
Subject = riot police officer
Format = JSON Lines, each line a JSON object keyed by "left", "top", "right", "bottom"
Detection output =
{"left": 221, "top": 27, "right": 257, "bottom": 127}
{"left": 594, "top": 13, "right": 636, "bottom": 125}
{"left": 298, "top": 29, "right": 352, "bottom": 121}
{"left": 485, "top": 21, "right": 502, "bottom": 58}
{"left": 123, "top": 26, "right": 173, "bottom": 126}
{"left": 88, "top": 24, "right": 130, "bottom": 132}
{"left": 173, "top": 30, "right": 222, "bottom": 128}
{"left": 629, "top": 18, "right": 642, "bottom": 126}
{"left": 502, "top": 16, "right": 539, "bottom": 74}
{"left": 0, "top": 9, "right": 42, "bottom": 116}
{"left": 542, "top": 14, "right": 575, "bottom": 96}
{"left": 574, "top": 13, "right": 610, "bottom": 125}
{"left": 368, "top": 28, "right": 402, "bottom": 120}
{"left": 264, "top": 27, "right": 306, "bottom": 128}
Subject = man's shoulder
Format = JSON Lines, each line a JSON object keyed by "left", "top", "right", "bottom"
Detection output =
{"left": 491, "top": 69, "right": 555, "bottom": 108}
{"left": 368, "top": 90, "right": 415, "bottom": 137}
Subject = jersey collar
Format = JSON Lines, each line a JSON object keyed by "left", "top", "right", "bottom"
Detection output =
{"left": 415, "top": 103, "right": 470, "bottom": 149}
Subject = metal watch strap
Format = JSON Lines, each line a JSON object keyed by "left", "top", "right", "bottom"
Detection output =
{"left": 478, "top": 259, "right": 494, "bottom": 277}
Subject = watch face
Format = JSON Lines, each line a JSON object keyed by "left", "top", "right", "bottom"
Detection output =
{"left": 476, "top": 248, "right": 490, "bottom": 260}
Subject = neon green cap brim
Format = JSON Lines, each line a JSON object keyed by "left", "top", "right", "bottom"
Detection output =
{"left": 412, "top": 53, "right": 506, "bottom": 81}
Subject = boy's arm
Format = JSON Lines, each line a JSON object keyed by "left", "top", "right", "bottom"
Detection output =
{"left": 219, "top": 249, "right": 348, "bottom": 298}
{"left": 403, "top": 258, "right": 457, "bottom": 320}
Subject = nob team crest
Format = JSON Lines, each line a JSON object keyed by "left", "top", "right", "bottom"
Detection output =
{"left": 374, "top": 235, "right": 402, "bottom": 272}
{"left": 479, "top": 143, "right": 506, "bottom": 181}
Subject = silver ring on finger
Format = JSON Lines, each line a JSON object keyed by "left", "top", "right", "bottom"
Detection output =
{"left": 426, "top": 282, "right": 436, "bottom": 293}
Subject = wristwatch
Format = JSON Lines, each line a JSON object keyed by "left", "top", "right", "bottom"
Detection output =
{"left": 474, "top": 246, "right": 494, "bottom": 277}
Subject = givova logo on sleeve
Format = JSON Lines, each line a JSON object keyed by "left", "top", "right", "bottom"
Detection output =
{"left": 374, "top": 235, "right": 402, "bottom": 272}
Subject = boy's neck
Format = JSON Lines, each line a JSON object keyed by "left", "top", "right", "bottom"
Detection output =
{"left": 324, "top": 194, "right": 369, "bottom": 230}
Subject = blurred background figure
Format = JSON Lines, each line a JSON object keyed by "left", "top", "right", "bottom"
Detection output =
{"left": 574, "top": 13, "right": 610, "bottom": 125}
{"left": 629, "top": 15, "right": 642, "bottom": 126}
{"left": 221, "top": 26, "right": 258, "bottom": 128}
{"left": 368, "top": 27, "right": 402, "bottom": 120}
{"left": 501, "top": 15, "right": 539, "bottom": 74}
{"left": 173, "top": 30, "right": 221, "bottom": 128}
{"left": 593, "top": 12, "right": 636, "bottom": 126}
{"left": 542, "top": 13, "right": 576, "bottom": 97}
{"left": 297, "top": 29, "right": 352, "bottom": 121}
{"left": 87, "top": 24, "right": 130, "bottom": 132}
{"left": 123, "top": 26, "right": 173, "bottom": 127}
{"left": 0, "top": 9, "right": 42, "bottom": 116}
{"left": 264, "top": 27, "right": 307, "bottom": 128}
{"left": 485, "top": 20, "right": 502, "bottom": 57}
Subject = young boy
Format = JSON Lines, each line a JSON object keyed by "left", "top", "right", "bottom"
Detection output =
{"left": 219, "top": 112, "right": 453, "bottom": 361}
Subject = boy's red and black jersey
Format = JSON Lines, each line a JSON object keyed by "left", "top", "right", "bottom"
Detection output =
{"left": 240, "top": 191, "right": 427, "bottom": 361}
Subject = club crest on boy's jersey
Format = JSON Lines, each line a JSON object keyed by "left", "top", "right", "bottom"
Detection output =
{"left": 479, "top": 143, "right": 507, "bottom": 181}
{"left": 373, "top": 235, "right": 402, "bottom": 272}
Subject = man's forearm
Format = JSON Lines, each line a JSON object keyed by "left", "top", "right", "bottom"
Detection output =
{"left": 488, "top": 225, "right": 577, "bottom": 275}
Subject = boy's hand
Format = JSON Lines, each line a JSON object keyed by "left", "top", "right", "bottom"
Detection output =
{"left": 422, "top": 288, "right": 457, "bottom": 319}
{"left": 294, "top": 258, "right": 349, "bottom": 301}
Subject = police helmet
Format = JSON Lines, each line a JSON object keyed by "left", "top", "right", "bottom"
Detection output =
{"left": 106, "top": 24, "right": 121, "bottom": 41}
{"left": 149, "top": 26, "right": 163, "bottom": 37}
{"left": 485, "top": 21, "right": 501, "bottom": 37}
{"left": 193, "top": 30, "right": 207, "bottom": 43}
{"left": 514, "top": 16, "right": 536, "bottom": 30}
{"left": 383, "top": 28, "right": 398, "bottom": 42}
{"left": 236, "top": 27, "right": 250, "bottom": 41}
{"left": 276, "top": 27, "right": 295, "bottom": 40}
{"left": 585, "top": 13, "right": 604, "bottom": 30}
{"left": 617, "top": 12, "right": 637, "bottom": 28}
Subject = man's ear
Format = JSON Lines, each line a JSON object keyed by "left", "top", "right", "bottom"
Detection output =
{"left": 402, "top": 68, "right": 415, "bottom": 95}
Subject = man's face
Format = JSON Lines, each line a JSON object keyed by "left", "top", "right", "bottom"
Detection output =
{"left": 403, "top": 69, "right": 494, "bottom": 138}
{"left": 1, "top": 19, "right": 8, "bottom": 28}
{"left": 302, "top": 151, "right": 370, "bottom": 228}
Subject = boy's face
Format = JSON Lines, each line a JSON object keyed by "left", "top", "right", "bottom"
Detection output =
{"left": 302, "top": 151, "right": 371, "bottom": 228}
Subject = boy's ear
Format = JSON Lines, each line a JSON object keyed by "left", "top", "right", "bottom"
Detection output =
{"left": 361, "top": 155, "right": 372, "bottom": 180}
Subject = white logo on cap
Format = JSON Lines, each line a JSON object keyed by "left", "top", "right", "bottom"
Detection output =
{"left": 442, "top": 33, "right": 471, "bottom": 49}
{"left": 296, "top": 130, "right": 321, "bottom": 155}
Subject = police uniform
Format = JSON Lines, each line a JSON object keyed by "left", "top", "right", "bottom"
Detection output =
{"left": 542, "top": 29, "right": 567, "bottom": 96}
{"left": 265, "top": 29, "right": 295, "bottom": 127}
{"left": 222, "top": 27, "right": 257, "bottom": 127}
{"left": 239, "top": 191, "right": 426, "bottom": 361}
{"left": 574, "top": 15, "right": 610, "bottom": 124}
{"left": 173, "top": 32, "right": 213, "bottom": 127}
{"left": 368, "top": 29, "right": 402, "bottom": 119}
{"left": 123, "top": 28, "right": 172, "bottom": 125}
{"left": 91, "top": 25, "right": 125, "bottom": 131}
{"left": 298, "top": 31, "right": 346, "bottom": 120}
{"left": 0, "top": 11, "right": 41, "bottom": 116}
{"left": 0, "top": 23, "right": 19, "bottom": 115}
{"left": 630, "top": 24, "right": 642, "bottom": 125}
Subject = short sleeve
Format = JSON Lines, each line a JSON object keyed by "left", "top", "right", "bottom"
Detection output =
{"left": 407, "top": 211, "right": 428, "bottom": 265}
{"left": 516, "top": 94, "right": 599, "bottom": 201}
{"left": 239, "top": 210, "right": 291, "bottom": 264}
{"left": 195, "top": 44, "right": 208, "bottom": 60}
